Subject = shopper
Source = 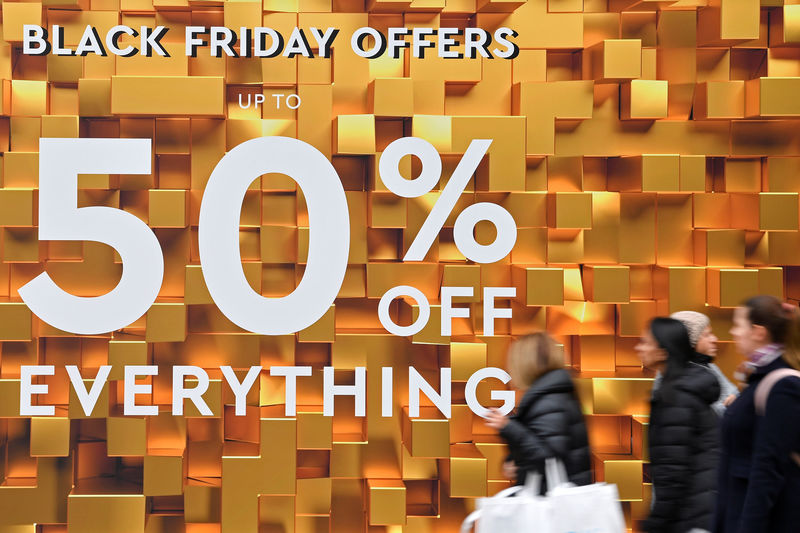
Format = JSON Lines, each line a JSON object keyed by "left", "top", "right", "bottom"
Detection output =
{"left": 636, "top": 317, "right": 720, "bottom": 533}
{"left": 715, "top": 295, "right": 800, "bottom": 533}
{"left": 671, "top": 311, "right": 738, "bottom": 415}
{"left": 484, "top": 332, "right": 591, "bottom": 492}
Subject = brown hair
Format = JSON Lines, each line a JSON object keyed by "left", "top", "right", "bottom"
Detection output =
{"left": 743, "top": 295, "right": 800, "bottom": 370}
{"left": 507, "top": 332, "right": 564, "bottom": 389}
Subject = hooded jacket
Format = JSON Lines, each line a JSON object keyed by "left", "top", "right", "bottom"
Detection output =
{"left": 644, "top": 362, "right": 721, "bottom": 533}
{"left": 499, "top": 368, "right": 592, "bottom": 492}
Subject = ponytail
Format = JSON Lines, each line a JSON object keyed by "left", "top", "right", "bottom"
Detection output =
{"left": 743, "top": 295, "right": 800, "bottom": 370}
{"left": 781, "top": 302, "right": 800, "bottom": 370}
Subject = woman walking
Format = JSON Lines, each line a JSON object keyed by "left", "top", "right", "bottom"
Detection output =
{"left": 636, "top": 317, "right": 720, "bottom": 533}
{"left": 715, "top": 295, "right": 800, "bottom": 533}
{"left": 671, "top": 310, "right": 738, "bottom": 415}
{"left": 484, "top": 332, "right": 591, "bottom": 492}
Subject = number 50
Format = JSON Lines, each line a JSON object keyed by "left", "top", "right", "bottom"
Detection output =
{"left": 19, "top": 137, "right": 350, "bottom": 336}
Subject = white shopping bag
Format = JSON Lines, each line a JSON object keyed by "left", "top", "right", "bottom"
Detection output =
{"left": 461, "top": 476, "right": 552, "bottom": 533}
{"left": 545, "top": 458, "right": 626, "bottom": 533}
{"left": 461, "top": 460, "right": 625, "bottom": 533}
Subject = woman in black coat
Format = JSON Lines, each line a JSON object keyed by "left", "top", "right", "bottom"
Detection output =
{"left": 485, "top": 332, "right": 592, "bottom": 492}
{"left": 715, "top": 295, "right": 800, "bottom": 533}
{"left": 636, "top": 317, "right": 721, "bottom": 533}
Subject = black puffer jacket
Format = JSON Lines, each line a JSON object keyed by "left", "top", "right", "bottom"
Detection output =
{"left": 645, "top": 362, "right": 721, "bottom": 533}
{"left": 499, "top": 368, "right": 592, "bottom": 492}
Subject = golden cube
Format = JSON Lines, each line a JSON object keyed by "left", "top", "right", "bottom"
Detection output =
{"left": 654, "top": 266, "right": 706, "bottom": 313}
{"left": 583, "top": 266, "right": 630, "bottom": 303}
{"left": 296, "top": 478, "right": 332, "bottom": 515}
{"left": 68, "top": 494, "right": 145, "bottom": 533}
{"left": 108, "top": 341, "right": 148, "bottom": 381}
{"left": 693, "top": 229, "right": 745, "bottom": 267}
{"left": 42, "top": 115, "right": 79, "bottom": 137}
{"left": 223, "top": 0, "right": 261, "bottom": 29}
{"left": 449, "top": 342, "right": 487, "bottom": 381}
{"left": 4, "top": 152, "right": 38, "bottom": 188}
{"left": 0, "top": 189, "right": 35, "bottom": 226}
{"left": 30, "top": 417, "right": 70, "bottom": 457}
{"left": 746, "top": 77, "right": 800, "bottom": 118}
{"left": 621, "top": 80, "right": 668, "bottom": 120}
{"left": 107, "top": 416, "right": 147, "bottom": 457}
{"left": 2, "top": 3, "right": 43, "bottom": 42}
{"left": 185, "top": 265, "right": 213, "bottom": 305}
{"left": 184, "top": 478, "right": 221, "bottom": 523}
{"left": 335, "top": 115, "right": 376, "bottom": 154}
{"left": 720, "top": 0, "right": 760, "bottom": 40}
{"left": 369, "top": 192, "right": 407, "bottom": 228}
{"left": 148, "top": 189, "right": 188, "bottom": 228}
{"left": 411, "top": 115, "right": 452, "bottom": 152}
{"left": 693, "top": 193, "right": 730, "bottom": 229}
{"left": 402, "top": 406, "right": 450, "bottom": 458}
{"left": 680, "top": 155, "right": 707, "bottom": 191}
{"left": 726, "top": 159, "right": 761, "bottom": 192}
{"left": 574, "top": 335, "right": 616, "bottom": 372}
{"left": 592, "top": 378, "right": 653, "bottom": 416}
{"left": 297, "top": 409, "right": 333, "bottom": 450}
{"left": 449, "top": 444, "right": 487, "bottom": 498}
{"left": 370, "top": 78, "right": 414, "bottom": 117}
{"left": 11, "top": 80, "right": 47, "bottom": 117}
{"left": 144, "top": 452, "right": 185, "bottom": 496}
{"left": 759, "top": 193, "right": 799, "bottom": 231}
{"left": 146, "top": 303, "right": 187, "bottom": 342}
{"left": 78, "top": 78, "right": 111, "bottom": 117}
{"left": 368, "top": 479, "right": 406, "bottom": 526}
{"left": 512, "top": 267, "right": 565, "bottom": 306}
{"left": 632, "top": 416, "right": 649, "bottom": 461}
{"left": 759, "top": 267, "right": 784, "bottom": 300}
{"left": 547, "top": 192, "right": 592, "bottom": 229}
{"left": 594, "top": 454, "right": 643, "bottom": 501}
{"left": 599, "top": 39, "right": 642, "bottom": 80}
{"left": 618, "top": 300, "right": 657, "bottom": 337}
{"left": 260, "top": 225, "right": 298, "bottom": 263}
{"left": 0, "top": 302, "right": 32, "bottom": 341}
{"left": 694, "top": 81, "right": 745, "bottom": 120}
{"left": 784, "top": 5, "right": 800, "bottom": 43}
{"left": 707, "top": 268, "right": 759, "bottom": 308}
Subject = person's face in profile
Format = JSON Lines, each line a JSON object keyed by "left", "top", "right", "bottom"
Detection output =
{"left": 635, "top": 328, "right": 667, "bottom": 370}
{"left": 730, "top": 306, "right": 767, "bottom": 356}
{"left": 695, "top": 325, "right": 719, "bottom": 357}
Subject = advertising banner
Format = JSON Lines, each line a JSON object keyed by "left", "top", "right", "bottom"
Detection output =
{"left": 0, "top": 1, "right": 792, "bottom": 532}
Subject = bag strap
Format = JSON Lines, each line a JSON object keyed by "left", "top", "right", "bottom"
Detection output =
{"left": 754, "top": 368, "right": 800, "bottom": 416}
{"left": 754, "top": 369, "right": 800, "bottom": 468}
{"left": 544, "top": 457, "right": 570, "bottom": 491}
{"left": 460, "top": 510, "right": 480, "bottom": 533}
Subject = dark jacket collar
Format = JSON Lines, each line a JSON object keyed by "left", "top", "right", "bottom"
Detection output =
{"left": 692, "top": 353, "right": 712, "bottom": 366}
{"left": 515, "top": 368, "right": 575, "bottom": 415}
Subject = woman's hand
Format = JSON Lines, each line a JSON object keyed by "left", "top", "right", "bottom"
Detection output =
{"left": 723, "top": 394, "right": 737, "bottom": 407}
{"left": 485, "top": 408, "right": 509, "bottom": 430}
{"left": 502, "top": 460, "right": 517, "bottom": 480}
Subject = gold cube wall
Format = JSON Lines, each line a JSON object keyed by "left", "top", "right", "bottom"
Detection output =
{"left": 0, "top": 1, "right": 798, "bottom": 532}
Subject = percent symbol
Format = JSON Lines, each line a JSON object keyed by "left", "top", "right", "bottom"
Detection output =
{"left": 378, "top": 137, "right": 518, "bottom": 264}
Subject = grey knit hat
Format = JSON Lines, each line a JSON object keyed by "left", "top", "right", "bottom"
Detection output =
{"left": 670, "top": 311, "right": 710, "bottom": 348}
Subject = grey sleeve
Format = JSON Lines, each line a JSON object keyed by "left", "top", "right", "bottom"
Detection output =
{"left": 709, "top": 363, "right": 738, "bottom": 415}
